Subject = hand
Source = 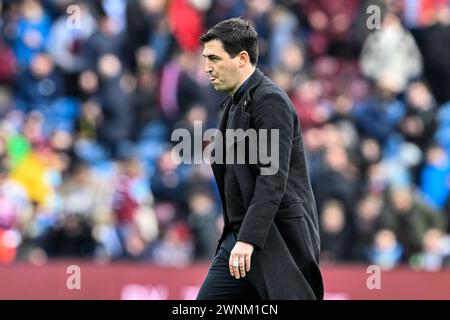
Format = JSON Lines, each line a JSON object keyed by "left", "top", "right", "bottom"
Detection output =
{"left": 229, "top": 241, "right": 254, "bottom": 279}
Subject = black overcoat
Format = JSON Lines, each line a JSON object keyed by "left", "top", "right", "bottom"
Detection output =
{"left": 210, "top": 68, "right": 324, "bottom": 300}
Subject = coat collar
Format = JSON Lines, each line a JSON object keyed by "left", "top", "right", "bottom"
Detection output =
{"left": 218, "top": 68, "right": 265, "bottom": 112}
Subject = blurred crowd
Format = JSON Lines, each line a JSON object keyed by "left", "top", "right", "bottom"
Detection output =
{"left": 0, "top": 0, "right": 449, "bottom": 271}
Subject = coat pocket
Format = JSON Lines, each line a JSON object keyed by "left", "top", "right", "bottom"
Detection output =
{"left": 275, "top": 202, "right": 306, "bottom": 219}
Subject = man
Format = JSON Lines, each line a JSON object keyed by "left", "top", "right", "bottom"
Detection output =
{"left": 196, "top": 18, "right": 324, "bottom": 300}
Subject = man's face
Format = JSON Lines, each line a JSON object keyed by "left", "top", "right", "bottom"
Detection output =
{"left": 202, "top": 40, "right": 241, "bottom": 94}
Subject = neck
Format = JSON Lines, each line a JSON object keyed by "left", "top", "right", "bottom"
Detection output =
{"left": 231, "top": 66, "right": 256, "bottom": 96}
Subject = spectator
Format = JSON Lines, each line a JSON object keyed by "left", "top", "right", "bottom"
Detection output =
{"left": 380, "top": 186, "right": 446, "bottom": 261}
{"left": 291, "top": 77, "right": 330, "bottom": 130}
{"left": 419, "top": 145, "right": 450, "bottom": 211}
{"left": 42, "top": 212, "right": 97, "bottom": 258}
{"left": 414, "top": 5, "right": 450, "bottom": 104}
{"left": 167, "top": 0, "right": 208, "bottom": 53}
{"left": 268, "top": 7, "right": 302, "bottom": 71}
{"left": 110, "top": 156, "right": 157, "bottom": 258}
{"left": 398, "top": 81, "right": 437, "bottom": 152}
{"left": 152, "top": 221, "right": 193, "bottom": 267}
{"left": 187, "top": 190, "right": 219, "bottom": 261}
{"left": 435, "top": 102, "right": 450, "bottom": 157}
{"left": 360, "top": 12, "right": 423, "bottom": 92}
{"left": 151, "top": 148, "right": 190, "bottom": 209}
{"left": 366, "top": 229, "right": 403, "bottom": 270}
{"left": 130, "top": 68, "right": 160, "bottom": 141}
{"left": 47, "top": 1, "right": 97, "bottom": 95}
{"left": 352, "top": 193, "right": 383, "bottom": 261}
{"left": 7, "top": 0, "right": 52, "bottom": 68}
{"left": 410, "top": 228, "right": 450, "bottom": 271}
{"left": 81, "top": 13, "right": 126, "bottom": 70}
{"left": 95, "top": 54, "right": 134, "bottom": 157}
{"left": 301, "top": 0, "right": 360, "bottom": 58}
{"left": 60, "top": 162, "right": 97, "bottom": 218}
{"left": 313, "top": 138, "right": 360, "bottom": 220}
{"left": 352, "top": 77, "right": 406, "bottom": 146}
{"left": 319, "top": 199, "right": 353, "bottom": 262}
{"left": 15, "top": 53, "right": 64, "bottom": 113}
{"left": 0, "top": 162, "right": 31, "bottom": 265}
{"left": 112, "top": 157, "right": 151, "bottom": 229}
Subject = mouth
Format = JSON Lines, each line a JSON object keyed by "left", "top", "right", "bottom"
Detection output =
{"left": 209, "top": 76, "right": 217, "bottom": 82}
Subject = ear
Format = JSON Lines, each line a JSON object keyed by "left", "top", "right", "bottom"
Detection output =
{"left": 239, "top": 51, "right": 250, "bottom": 67}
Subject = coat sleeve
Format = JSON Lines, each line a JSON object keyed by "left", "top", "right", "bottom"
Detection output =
{"left": 237, "top": 91, "right": 294, "bottom": 250}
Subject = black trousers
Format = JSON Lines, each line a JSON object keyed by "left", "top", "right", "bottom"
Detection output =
{"left": 196, "top": 231, "right": 261, "bottom": 300}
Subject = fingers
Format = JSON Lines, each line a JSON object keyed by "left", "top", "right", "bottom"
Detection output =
{"left": 229, "top": 256, "right": 236, "bottom": 278}
{"left": 229, "top": 254, "right": 251, "bottom": 279}
{"left": 229, "top": 254, "right": 240, "bottom": 279}
{"left": 245, "top": 255, "right": 251, "bottom": 272}
{"left": 239, "top": 255, "right": 246, "bottom": 278}
{"left": 229, "top": 242, "right": 254, "bottom": 279}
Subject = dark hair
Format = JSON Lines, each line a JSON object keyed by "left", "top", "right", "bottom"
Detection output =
{"left": 200, "top": 18, "right": 258, "bottom": 65}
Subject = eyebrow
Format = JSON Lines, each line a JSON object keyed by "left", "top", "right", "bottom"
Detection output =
{"left": 202, "top": 54, "right": 221, "bottom": 59}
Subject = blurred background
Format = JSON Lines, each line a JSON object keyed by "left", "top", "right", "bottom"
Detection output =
{"left": 0, "top": 0, "right": 449, "bottom": 299}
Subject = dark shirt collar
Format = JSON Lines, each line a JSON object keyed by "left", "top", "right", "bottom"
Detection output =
{"left": 231, "top": 70, "right": 256, "bottom": 105}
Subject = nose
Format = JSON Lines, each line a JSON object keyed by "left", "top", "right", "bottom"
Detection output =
{"left": 204, "top": 60, "right": 213, "bottom": 74}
